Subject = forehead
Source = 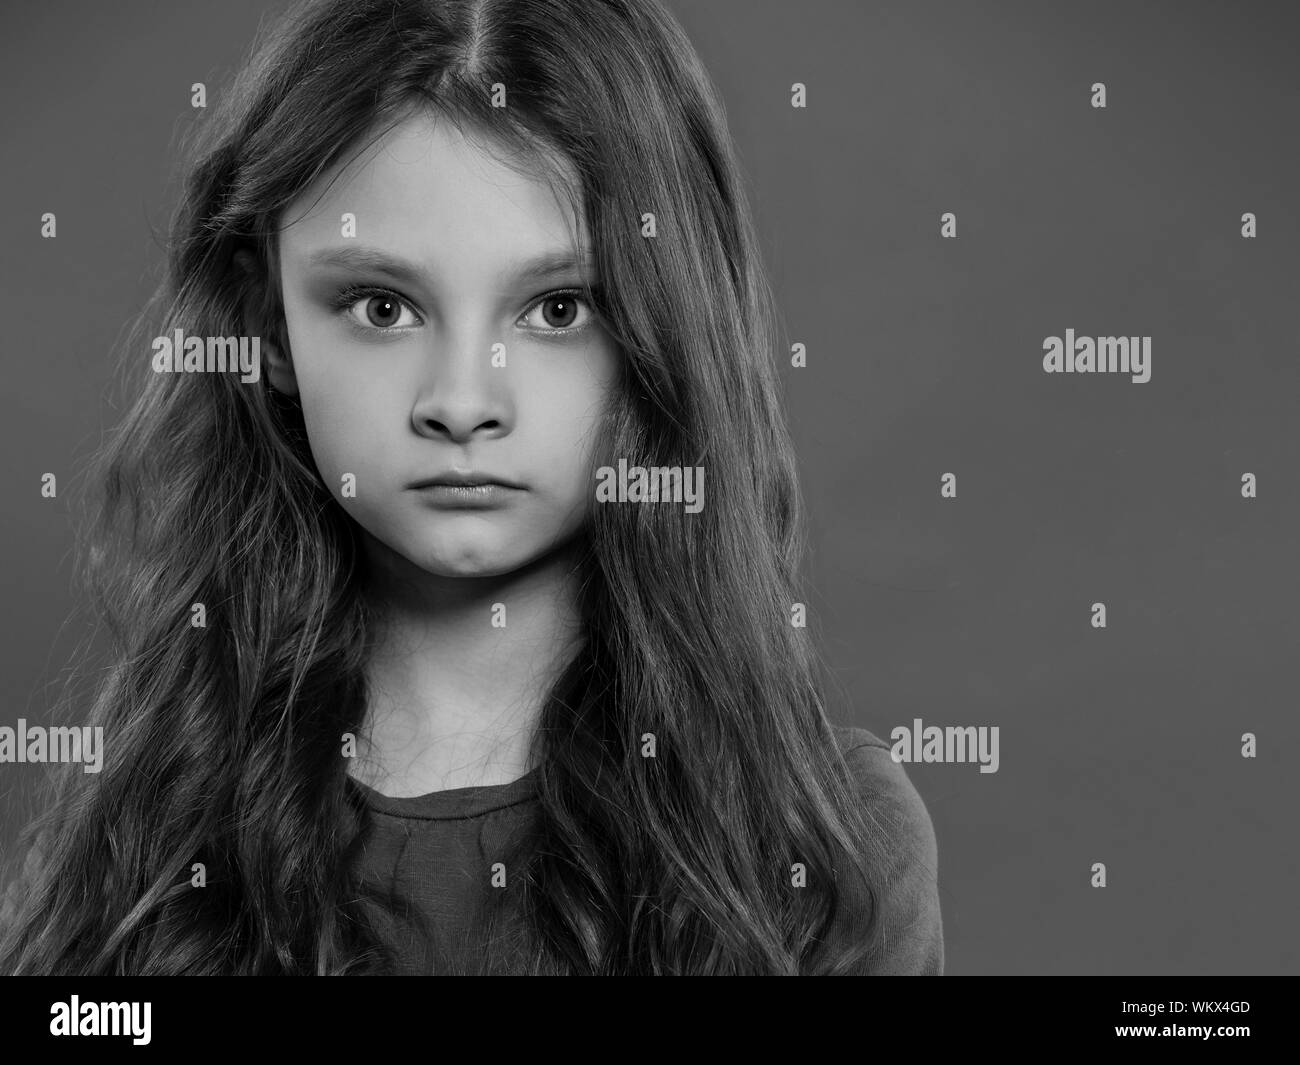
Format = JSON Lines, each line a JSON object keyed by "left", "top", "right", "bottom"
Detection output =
{"left": 278, "top": 109, "right": 587, "bottom": 271}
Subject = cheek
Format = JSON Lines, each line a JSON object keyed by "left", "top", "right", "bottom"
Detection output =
{"left": 529, "top": 355, "right": 617, "bottom": 460}
{"left": 290, "top": 341, "right": 393, "bottom": 485}
{"left": 558, "top": 389, "right": 617, "bottom": 522}
{"left": 540, "top": 338, "right": 621, "bottom": 423}
{"left": 299, "top": 393, "right": 358, "bottom": 485}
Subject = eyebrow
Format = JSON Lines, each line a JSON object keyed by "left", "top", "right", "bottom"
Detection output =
{"left": 305, "top": 245, "right": 597, "bottom": 286}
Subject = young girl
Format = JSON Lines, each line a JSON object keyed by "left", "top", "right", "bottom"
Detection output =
{"left": 0, "top": 0, "right": 942, "bottom": 975}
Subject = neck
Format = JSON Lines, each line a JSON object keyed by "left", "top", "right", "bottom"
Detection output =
{"left": 352, "top": 535, "right": 587, "bottom": 796}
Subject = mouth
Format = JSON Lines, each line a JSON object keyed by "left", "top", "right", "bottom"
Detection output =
{"left": 408, "top": 470, "right": 525, "bottom": 490}
{"left": 407, "top": 470, "right": 525, "bottom": 509}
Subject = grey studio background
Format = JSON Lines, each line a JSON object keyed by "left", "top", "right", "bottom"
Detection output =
{"left": 2, "top": 0, "right": 1297, "bottom": 975}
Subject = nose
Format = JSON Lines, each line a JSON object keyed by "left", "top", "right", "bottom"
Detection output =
{"left": 410, "top": 330, "right": 514, "bottom": 444}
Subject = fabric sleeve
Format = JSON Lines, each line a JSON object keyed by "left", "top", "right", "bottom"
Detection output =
{"left": 842, "top": 736, "right": 945, "bottom": 975}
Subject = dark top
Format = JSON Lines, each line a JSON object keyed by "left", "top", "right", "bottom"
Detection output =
{"left": 346, "top": 726, "right": 944, "bottom": 974}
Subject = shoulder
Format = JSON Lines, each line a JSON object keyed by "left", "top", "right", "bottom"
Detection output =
{"left": 829, "top": 725, "right": 936, "bottom": 844}
{"left": 829, "top": 724, "right": 945, "bottom": 975}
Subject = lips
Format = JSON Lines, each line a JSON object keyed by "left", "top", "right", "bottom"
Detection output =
{"left": 408, "top": 470, "right": 524, "bottom": 490}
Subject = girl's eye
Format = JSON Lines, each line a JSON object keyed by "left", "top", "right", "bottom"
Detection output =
{"left": 335, "top": 287, "right": 595, "bottom": 333}
{"left": 519, "top": 291, "right": 592, "bottom": 333}
{"left": 343, "top": 292, "right": 421, "bottom": 330}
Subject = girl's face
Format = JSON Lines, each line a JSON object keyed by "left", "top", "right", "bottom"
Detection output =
{"left": 275, "top": 111, "right": 620, "bottom": 581}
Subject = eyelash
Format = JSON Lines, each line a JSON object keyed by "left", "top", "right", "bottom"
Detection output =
{"left": 331, "top": 284, "right": 598, "bottom": 336}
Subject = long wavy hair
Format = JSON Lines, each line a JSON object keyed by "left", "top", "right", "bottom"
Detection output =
{"left": 0, "top": 0, "right": 886, "bottom": 974}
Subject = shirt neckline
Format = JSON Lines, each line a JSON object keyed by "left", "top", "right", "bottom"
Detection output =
{"left": 347, "top": 765, "right": 541, "bottom": 821}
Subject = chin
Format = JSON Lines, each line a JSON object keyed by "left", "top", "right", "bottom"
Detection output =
{"left": 423, "top": 557, "right": 519, "bottom": 579}
{"left": 413, "top": 540, "right": 531, "bottom": 579}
